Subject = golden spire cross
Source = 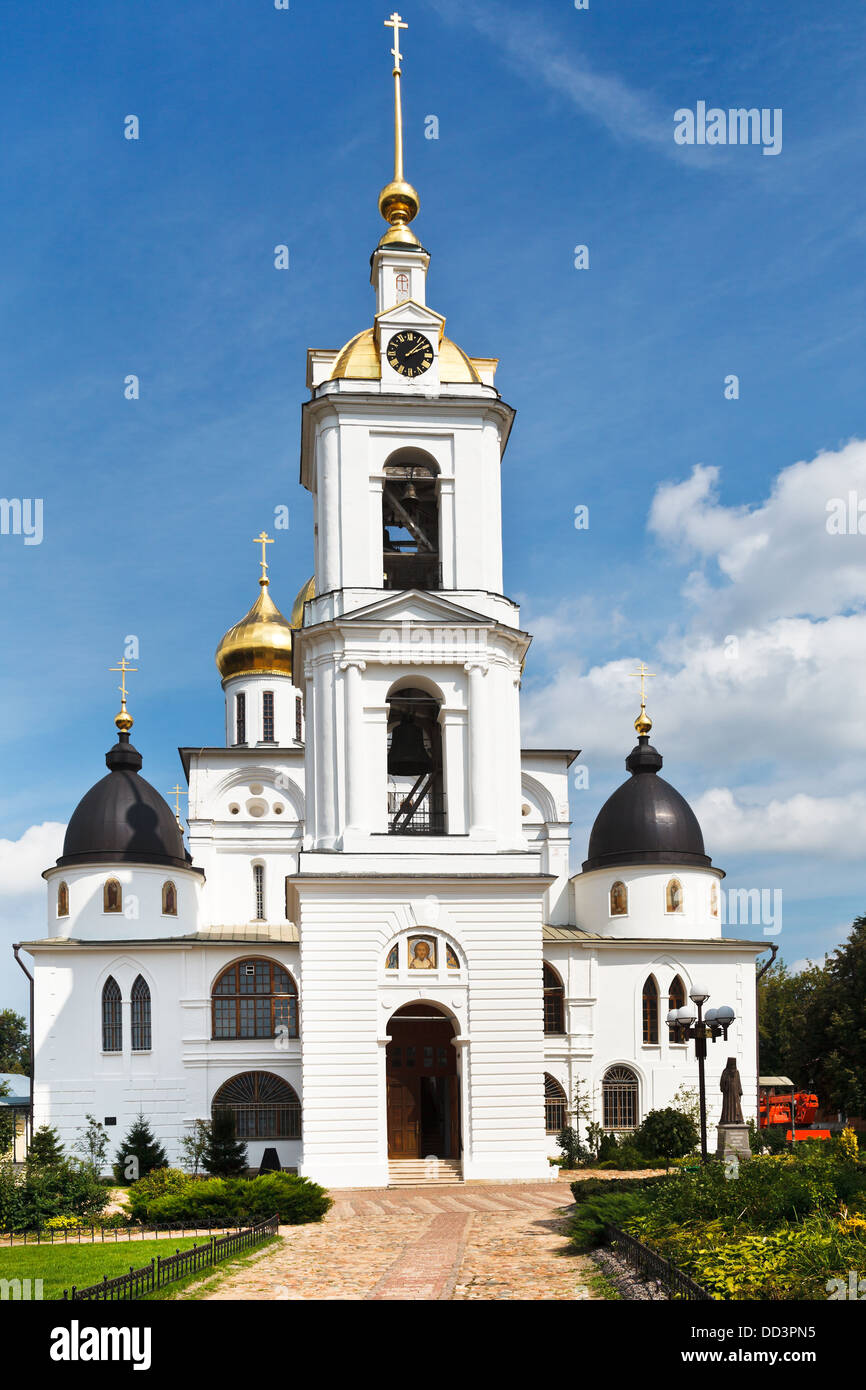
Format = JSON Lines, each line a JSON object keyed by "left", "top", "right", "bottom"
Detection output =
{"left": 171, "top": 784, "right": 185, "bottom": 824}
{"left": 629, "top": 661, "right": 656, "bottom": 710}
{"left": 385, "top": 11, "right": 408, "bottom": 180}
{"left": 110, "top": 657, "right": 137, "bottom": 705}
{"left": 253, "top": 531, "right": 274, "bottom": 585}
{"left": 386, "top": 11, "right": 407, "bottom": 74}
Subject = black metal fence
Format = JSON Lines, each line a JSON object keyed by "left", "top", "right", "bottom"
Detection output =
{"left": 606, "top": 1224, "right": 712, "bottom": 1301}
{"left": 62, "top": 1215, "right": 279, "bottom": 1301}
{"left": 3, "top": 1220, "right": 254, "bottom": 1247}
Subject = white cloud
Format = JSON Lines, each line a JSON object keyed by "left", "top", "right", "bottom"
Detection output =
{"left": 648, "top": 439, "right": 866, "bottom": 626}
{"left": 522, "top": 439, "right": 866, "bottom": 863}
{"left": 0, "top": 823, "right": 65, "bottom": 897}
{"left": 691, "top": 788, "right": 866, "bottom": 859}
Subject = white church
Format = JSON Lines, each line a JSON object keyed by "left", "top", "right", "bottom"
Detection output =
{"left": 20, "top": 18, "right": 762, "bottom": 1188}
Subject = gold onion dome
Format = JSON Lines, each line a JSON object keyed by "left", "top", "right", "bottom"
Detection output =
{"left": 329, "top": 328, "right": 480, "bottom": 384}
{"left": 215, "top": 534, "right": 296, "bottom": 681}
{"left": 291, "top": 575, "right": 315, "bottom": 629}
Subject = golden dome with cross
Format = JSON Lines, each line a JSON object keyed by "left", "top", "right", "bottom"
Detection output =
{"left": 215, "top": 533, "right": 296, "bottom": 682}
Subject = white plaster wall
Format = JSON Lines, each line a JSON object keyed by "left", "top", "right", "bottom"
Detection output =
{"left": 222, "top": 673, "right": 303, "bottom": 750}
{"left": 573, "top": 864, "right": 726, "bottom": 940}
{"left": 43, "top": 865, "right": 202, "bottom": 942}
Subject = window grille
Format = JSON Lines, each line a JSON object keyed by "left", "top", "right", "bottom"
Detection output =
{"left": 262, "top": 690, "right": 275, "bottom": 743}
{"left": 131, "top": 975, "right": 152, "bottom": 1051}
{"left": 602, "top": 1066, "right": 639, "bottom": 1131}
{"left": 543, "top": 963, "right": 565, "bottom": 1034}
{"left": 544, "top": 1074, "right": 568, "bottom": 1133}
{"left": 253, "top": 864, "right": 265, "bottom": 920}
{"left": 235, "top": 692, "right": 246, "bottom": 744}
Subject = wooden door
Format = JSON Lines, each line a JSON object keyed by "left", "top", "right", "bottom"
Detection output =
{"left": 386, "top": 1006, "right": 458, "bottom": 1159}
{"left": 387, "top": 1074, "right": 420, "bottom": 1157}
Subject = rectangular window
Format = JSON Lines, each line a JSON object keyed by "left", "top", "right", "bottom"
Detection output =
{"left": 254, "top": 863, "right": 265, "bottom": 920}
{"left": 262, "top": 690, "right": 275, "bottom": 743}
{"left": 235, "top": 693, "right": 246, "bottom": 745}
{"left": 295, "top": 694, "right": 303, "bottom": 742}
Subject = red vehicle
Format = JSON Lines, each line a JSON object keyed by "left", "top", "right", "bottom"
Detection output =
{"left": 758, "top": 1080, "right": 831, "bottom": 1141}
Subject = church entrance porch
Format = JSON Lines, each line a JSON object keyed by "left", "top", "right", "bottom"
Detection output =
{"left": 386, "top": 1004, "right": 460, "bottom": 1160}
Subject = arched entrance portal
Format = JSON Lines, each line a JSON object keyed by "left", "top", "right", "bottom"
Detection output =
{"left": 386, "top": 1003, "right": 460, "bottom": 1159}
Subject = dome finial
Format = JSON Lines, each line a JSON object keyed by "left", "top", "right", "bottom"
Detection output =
{"left": 378, "top": 12, "right": 421, "bottom": 249}
{"left": 253, "top": 530, "right": 274, "bottom": 588}
{"left": 110, "top": 655, "right": 137, "bottom": 733}
{"left": 629, "top": 660, "right": 656, "bottom": 738}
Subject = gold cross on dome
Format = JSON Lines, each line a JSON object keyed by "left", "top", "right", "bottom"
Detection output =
{"left": 253, "top": 531, "right": 274, "bottom": 584}
{"left": 629, "top": 661, "right": 656, "bottom": 703}
{"left": 110, "top": 656, "right": 137, "bottom": 705}
{"left": 171, "top": 783, "right": 185, "bottom": 823}
{"left": 385, "top": 11, "right": 408, "bottom": 72}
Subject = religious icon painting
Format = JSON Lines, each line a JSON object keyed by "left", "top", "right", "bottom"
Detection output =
{"left": 408, "top": 936, "right": 436, "bottom": 969}
{"left": 609, "top": 881, "right": 628, "bottom": 916}
{"left": 710, "top": 881, "right": 719, "bottom": 917}
{"left": 446, "top": 943, "right": 459, "bottom": 970}
{"left": 386, "top": 944, "right": 399, "bottom": 971}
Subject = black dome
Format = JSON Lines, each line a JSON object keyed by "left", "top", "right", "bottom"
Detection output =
{"left": 57, "top": 733, "right": 191, "bottom": 871}
{"left": 582, "top": 736, "right": 711, "bottom": 872}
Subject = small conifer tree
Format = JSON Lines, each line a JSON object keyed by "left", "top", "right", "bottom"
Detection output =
{"left": 202, "top": 1106, "right": 248, "bottom": 1178}
{"left": 113, "top": 1113, "right": 168, "bottom": 1184}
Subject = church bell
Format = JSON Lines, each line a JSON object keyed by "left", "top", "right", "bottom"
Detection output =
{"left": 388, "top": 713, "right": 431, "bottom": 775}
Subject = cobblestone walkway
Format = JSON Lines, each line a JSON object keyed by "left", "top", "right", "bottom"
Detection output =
{"left": 204, "top": 1182, "right": 597, "bottom": 1301}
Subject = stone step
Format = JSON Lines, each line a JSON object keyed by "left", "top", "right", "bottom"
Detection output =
{"left": 388, "top": 1159, "right": 463, "bottom": 1186}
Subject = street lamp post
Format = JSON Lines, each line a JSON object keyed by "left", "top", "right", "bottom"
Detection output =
{"left": 667, "top": 986, "right": 736, "bottom": 1162}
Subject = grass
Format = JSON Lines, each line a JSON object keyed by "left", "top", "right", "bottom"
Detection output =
{"left": 149, "top": 1236, "right": 282, "bottom": 1301}
{"left": 0, "top": 1235, "right": 204, "bottom": 1301}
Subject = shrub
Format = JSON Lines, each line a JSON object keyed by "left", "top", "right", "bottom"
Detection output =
{"left": 569, "top": 1189, "right": 659, "bottom": 1249}
{"left": 146, "top": 1172, "right": 332, "bottom": 1227}
{"left": 633, "top": 1108, "right": 699, "bottom": 1163}
{"left": 597, "top": 1132, "right": 619, "bottom": 1162}
{"left": 125, "top": 1167, "right": 193, "bottom": 1223}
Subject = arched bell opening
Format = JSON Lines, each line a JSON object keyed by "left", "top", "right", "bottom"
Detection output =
{"left": 385, "top": 1003, "right": 460, "bottom": 1159}
{"left": 382, "top": 451, "right": 440, "bottom": 591}
{"left": 386, "top": 685, "right": 446, "bottom": 834}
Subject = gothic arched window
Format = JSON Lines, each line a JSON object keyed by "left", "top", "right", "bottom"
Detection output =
{"left": 382, "top": 451, "right": 439, "bottom": 591}
{"left": 162, "top": 881, "right": 177, "bottom": 916}
{"left": 102, "top": 977, "right": 122, "bottom": 1052}
{"left": 668, "top": 975, "right": 686, "bottom": 1040}
{"left": 609, "top": 881, "right": 628, "bottom": 916}
{"left": 544, "top": 1074, "right": 568, "bottom": 1134}
{"left": 543, "top": 963, "right": 565, "bottom": 1034}
{"left": 666, "top": 878, "right": 684, "bottom": 913}
{"left": 212, "top": 1071, "right": 301, "bottom": 1139}
{"left": 212, "top": 959, "right": 298, "bottom": 1040}
{"left": 103, "top": 878, "right": 122, "bottom": 914}
{"left": 602, "top": 1065, "right": 639, "bottom": 1132}
{"left": 57, "top": 881, "right": 69, "bottom": 918}
{"left": 131, "top": 975, "right": 152, "bottom": 1051}
{"left": 642, "top": 977, "right": 659, "bottom": 1044}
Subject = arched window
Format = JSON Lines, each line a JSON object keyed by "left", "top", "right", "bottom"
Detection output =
{"left": 382, "top": 452, "right": 439, "bottom": 590}
{"left": 212, "top": 959, "right": 298, "bottom": 1040}
{"left": 212, "top": 1071, "right": 301, "bottom": 1139}
{"left": 544, "top": 1074, "right": 568, "bottom": 1134}
{"left": 162, "top": 881, "right": 177, "bottom": 916}
{"left": 103, "top": 879, "right": 122, "bottom": 914}
{"left": 387, "top": 685, "right": 445, "bottom": 834}
{"left": 543, "top": 963, "right": 565, "bottom": 1034}
{"left": 642, "top": 977, "right": 659, "bottom": 1044}
{"left": 253, "top": 864, "right": 265, "bottom": 920}
{"left": 609, "top": 881, "right": 628, "bottom": 916}
{"left": 57, "top": 881, "right": 69, "bottom": 918}
{"left": 102, "top": 977, "right": 122, "bottom": 1052}
{"left": 668, "top": 975, "right": 686, "bottom": 1040}
{"left": 602, "top": 1065, "right": 639, "bottom": 1132}
{"left": 131, "top": 975, "right": 151, "bottom": 1051}
{"left": 666, "top": 878, "right": 684, "bottom": 913}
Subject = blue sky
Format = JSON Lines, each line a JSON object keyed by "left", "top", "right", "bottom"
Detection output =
{"left": 1, "top": 0, "right": 865, "bottom": 1009}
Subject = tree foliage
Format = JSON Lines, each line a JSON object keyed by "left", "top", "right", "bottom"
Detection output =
{"left": 758, "top": 916, "right": 866, "bottom": 1115}
{"left": 202, "top": 1107, "right": 248, "bottom": 1178}
{"left": 112, "top": 1113, "right": 168, "bottom": 1184}
{"left": 0, "top": 1010, "right": 28, "bottom": 1074}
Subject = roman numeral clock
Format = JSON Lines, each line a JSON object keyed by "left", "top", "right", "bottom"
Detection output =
{"left": 387, "top": 329, "right": 434, "bottom": 378}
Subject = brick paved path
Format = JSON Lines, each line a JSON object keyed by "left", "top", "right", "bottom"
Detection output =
{"left": 204, "top": 1181, "right": 597, "bottom": 1301}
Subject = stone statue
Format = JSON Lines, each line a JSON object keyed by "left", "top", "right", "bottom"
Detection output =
{"left": 720, "top": 1057, "right": 744, "bottom": 1126}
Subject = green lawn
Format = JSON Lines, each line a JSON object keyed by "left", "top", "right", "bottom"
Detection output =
{"left": 0, "top": 1236, "right": 205, "bottom": 1301}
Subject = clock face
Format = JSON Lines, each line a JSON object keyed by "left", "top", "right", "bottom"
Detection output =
{"left": 387, "top": 330, "right": 434, "bottom": 379}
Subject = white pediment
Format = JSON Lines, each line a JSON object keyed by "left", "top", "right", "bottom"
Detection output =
{"left": 340, "top": 589, "right": 494, "bottom": 627}
{"left": 375, "top": 300, "right": 446, "bottom": 337}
